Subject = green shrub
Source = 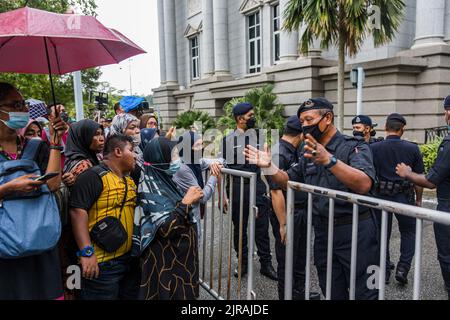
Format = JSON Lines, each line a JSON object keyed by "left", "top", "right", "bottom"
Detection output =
{"left": 217, "top": 84, "right": 285, "bottom": 144}
{"left": 173, "top": 110, "right": 216, "bottom": 132}
{"left": 420, "top": 137, "right": 443, "bottom": 173}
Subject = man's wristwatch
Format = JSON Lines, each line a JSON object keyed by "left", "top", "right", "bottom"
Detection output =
{"left": 324, "top": 155, "right": 338, "bottom": 170}
{"left": 77, "top": 245, "right": 95, "bottom": 258}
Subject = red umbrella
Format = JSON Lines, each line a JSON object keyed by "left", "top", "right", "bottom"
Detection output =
{"left": 0, "top": 7, "right": 146, "bottom": 104}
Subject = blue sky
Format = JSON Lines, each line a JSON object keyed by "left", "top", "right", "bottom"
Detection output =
{"left": 95, "top": 0, "right": 160, "bottom": 95}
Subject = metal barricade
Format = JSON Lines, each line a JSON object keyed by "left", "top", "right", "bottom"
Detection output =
{"left": 199, "top": 168, "right": 257, "bottom": 300}
{"left": 285, "top": 181, "right": 450, "bottom": 300}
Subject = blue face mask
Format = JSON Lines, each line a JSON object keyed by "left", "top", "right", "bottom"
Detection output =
{"left": 165, "top": 159, "right": 182, "bottom": 176}
{"left": 0, "top": 110, "right": 29, "bottom": 129}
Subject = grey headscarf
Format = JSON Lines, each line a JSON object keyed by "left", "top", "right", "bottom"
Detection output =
{"left": 110, "top": 113, "right": 144, "bottom": 167}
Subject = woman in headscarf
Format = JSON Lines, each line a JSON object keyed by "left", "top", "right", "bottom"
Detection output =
{"left": 133, "top": 137, "right": 203, "bottom": 300}
{"left": 0, "top": 82, "right": 67, "bottom": 300}
{"left": 19, "top": 120, "right": 43, "bottom": 140}
{"left": 172, "top": 131, "right": 223, "bottom": 241}
{"left": 62, "top": 119, "right": 104, "bottom": 186}
{"left": 140, "top": 128, "right": 158, "bottom": 151}
{"left": 110, "top": 113, "right": 142, "bottom": 185}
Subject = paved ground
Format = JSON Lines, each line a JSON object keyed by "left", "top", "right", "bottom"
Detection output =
{"left": 198, "top": 192, "right": 448, "bottom": 300}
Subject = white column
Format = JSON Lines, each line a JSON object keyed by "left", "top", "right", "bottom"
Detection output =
{"left": 73, "top": 71, "right": 84, "bottom": 121}
{"left": 262, "top": 4, "right": 272, "bottom": 67}
{"left": 413, "top": 0, "right": 446, "bottom": 48}
{"left": 445, "top": 0, "right": 450, "bottom": 42}
{"left": 279, "top": 0, "right": 299, "bottom": 61}
{"left": 164, "top": 0, "right": 178, "bottom": 85}
{"left": 201, "top": 0, "right": 214, "bottom": 78}
{"left": 157, "top": 0, "right": 166, "bottom": 84}
{"left": 213, "top": 0, "right": 230, "bottom": 75}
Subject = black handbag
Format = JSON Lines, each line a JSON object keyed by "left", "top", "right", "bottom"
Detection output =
{"left": 90, "top": 177, "right": 129, "bottom": 253}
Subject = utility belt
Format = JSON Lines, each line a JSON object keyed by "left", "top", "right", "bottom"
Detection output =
{"left": 316, "top": 211, "right": 371, "bottom": 226}
{"left": 376, "top": 180, "right": 414, "bottom": 197}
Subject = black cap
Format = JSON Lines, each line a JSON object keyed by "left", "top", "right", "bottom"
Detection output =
{"left": 386, "top": 113, "right": 406, "bottom": 126}
{"left": 444, "top": 95, "right": 450, "bottom": 110}
{"left": 285, "top": 115, "right": 303, "bottom": 133}
{"left": 232, "top": 102, "right": 254, "bottom": 116}
{"left": 352, "top": 115, "right": 375, "bottom": 127}
{"left": 297, "top": 98, "right": 334, "bottom": 117}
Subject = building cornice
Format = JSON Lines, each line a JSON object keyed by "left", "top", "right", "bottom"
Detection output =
{"left": 239, "top": 0, "right": 265, "bottom": 15}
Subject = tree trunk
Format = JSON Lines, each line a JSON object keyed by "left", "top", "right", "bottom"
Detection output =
{"left": 337, "top": 31, "right": 345, "bottom": 133}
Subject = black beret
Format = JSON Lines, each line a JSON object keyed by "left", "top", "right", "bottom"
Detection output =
{"left": 444, "top": 95, "right": 450, "bottom": 110}
{"left": 386, "top": 113, "right": 406, "bottom": 126}
{"left": 285, "top": 115, "right": 303, "bottom": 133}
{"left": 233, "top": 102, "right": 254, "bottom": 116}
{"left": 297, "top": 98, "right": 334, "bottom": 117}
{"left": 352, "top": 115, "right": 375, "bottom": 127}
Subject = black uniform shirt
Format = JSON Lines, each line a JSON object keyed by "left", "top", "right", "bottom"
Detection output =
{"left": 268, "top": 139, "right": 307, "bottom": 207}
{"left": 287, "top": 131, "right": 376, "bottom": 218}
{"left": 426, "top": 134, "right": 450, "bottom": 212}
{"left": 221, "top": 129, "right": 266, "bottom": 195}
{"left": 370, "top": 135, "right": 424, "bottom": 182}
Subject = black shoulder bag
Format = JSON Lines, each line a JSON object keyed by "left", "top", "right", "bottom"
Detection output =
{"left": 90, "top": 173, "right": 129, "bottom": 253}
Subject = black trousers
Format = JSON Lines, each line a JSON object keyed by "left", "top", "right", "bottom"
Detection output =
{"left": 313, "top": 216, "right": 379, "bottom": 300}
{"left": 231, "top": 182, "right": 272, "bottom": 266}
{"left": 434, "top": 222, "right": 450, "bottom": 299}
{"left": 375, "top": 193, "right": 416, "bottom": 271}
{"left": 270, "top": 207, "right": 307, "bottom": 300}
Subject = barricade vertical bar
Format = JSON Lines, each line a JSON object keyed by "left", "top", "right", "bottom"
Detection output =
{"left": 284, "top": 185, "right": 295, "bottom": 300}
{"left": 247, "top": 174, "right": 256, "bottom": 300}
{"left": 326, "top": 198, "right": 335, "bottom": 300}
{"left": 202, "top": 172, "right": 208, "bottom": 281}
{"left": 378, "top": 210, "right": 388, "bottom": 300}
{"left": 217, "top": 175, "right": 225, "bottom": 295}
{"left": 413, "top": 218, "right": 423, "bottom": 300}
{"left": 305, "top": 192, "right": 313, "bottom": 300}
{"left": 209, "top": 179, "right": 216, "bottom": 288}
{"left": 237, "top": 177, "right": 244, "bottom": 298}
{"left": 349, "top": 204, "right": 359, "bottom": 300}
{"left": 226, "top": 175, "right": 233, "bottom": 300}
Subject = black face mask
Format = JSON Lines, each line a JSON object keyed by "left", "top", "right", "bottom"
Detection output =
{"left": 353, "top": 130, "right": 365, "bottom": 138}
{"left": 370, "top": 130, "right": 376, "bottom": 137}
{"left": 246, "top": 117, "right": 256, "bottom": 130}
{"left": 302, "top": 114, "right": 329, "bottom": 141}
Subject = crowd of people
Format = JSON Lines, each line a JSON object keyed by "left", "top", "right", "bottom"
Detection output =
{"left": 0, "top": 80, "right": 449, "bottom": 301}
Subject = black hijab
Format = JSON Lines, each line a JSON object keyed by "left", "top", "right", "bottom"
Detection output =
{"left": 64, "top": 119, "right": 102, "bottom": 172}
{"left": 178, "top": 131, "right": 204, "bottom": 188}
{"left": 132, "top": 137, "right": 184, "bottom": 255}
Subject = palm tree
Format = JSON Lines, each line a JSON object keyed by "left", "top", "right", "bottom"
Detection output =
{"left": 283, "top": 0, "right": 405, "bottom": 131}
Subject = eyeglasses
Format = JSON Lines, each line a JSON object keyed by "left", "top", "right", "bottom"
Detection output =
{"left": 0, "top": 100, "right": 30, "bottom": 110}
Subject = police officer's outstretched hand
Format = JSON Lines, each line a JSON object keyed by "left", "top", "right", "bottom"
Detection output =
{"left": 303, "top": 134, "right": 332, "bottom": 166}
{"left": 244, "top": 144, "right": 271, "bottom": 168}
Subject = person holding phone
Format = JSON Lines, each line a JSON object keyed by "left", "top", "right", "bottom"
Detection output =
{"left": 0, "top": 82, "right": 68, "bottom": 300}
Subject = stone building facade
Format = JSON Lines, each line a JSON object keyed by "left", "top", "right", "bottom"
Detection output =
{"left": 154, "top": 0, "right": 450, "bottom": 142}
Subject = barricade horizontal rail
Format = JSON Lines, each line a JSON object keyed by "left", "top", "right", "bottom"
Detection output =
{"left": 285, "top": 181, "right": 450, "bottom": 301}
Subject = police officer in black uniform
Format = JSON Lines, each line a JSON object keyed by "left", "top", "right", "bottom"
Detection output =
{"left": 245, "top": 98, "right": 379, "bottom": 300}
{"left": 352, "top": 115, "right": 382, "bottom": 144}
{"left": 221, "top": 102, "right": 277, "bottom": 280}
{"left": 396, "top": 96, "right": 450, "bottom": 299}
{"left": 370, "top": 113, "right": 424, "bottom": 285}
{"left": 268, "top": 116, "right": 320, "bottom": 300}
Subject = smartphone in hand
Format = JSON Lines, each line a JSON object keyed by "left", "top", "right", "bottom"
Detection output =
{"left": 34, "top": 172, "right": 59, "bottom": 182}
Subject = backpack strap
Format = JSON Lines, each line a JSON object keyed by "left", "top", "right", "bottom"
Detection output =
{"left": 21, "top": 139, "right": 43, "bottom": 161}
{"left": 91, "top": 163, "right": 128, "bottom": 219}
{"left": 90, "top": 164, "right": 109, "bottom": 178}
